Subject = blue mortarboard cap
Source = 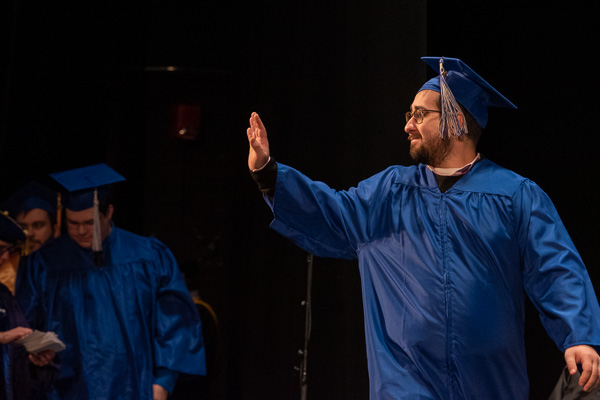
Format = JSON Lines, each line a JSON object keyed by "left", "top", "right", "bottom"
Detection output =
{"left": 1, "top": 181, "right": 57, "bottom": 218}
{"left": 50, "top": 163, "right": 125, "bottom": 211}
{"left": 0, "top": 211, "right": 26, "bottom": 244}
{"left": 419, "top": 57, "right": 517, "bottom": 130}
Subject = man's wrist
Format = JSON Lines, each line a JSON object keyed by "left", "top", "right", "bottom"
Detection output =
{"left": 153, "top": 368, "right": 179, "bottom": 393}
{"left": 251, "top": 156, "right": 271, "bottom": 172}
{"left": 249, "top": 157, "right": 277, "bottom": 197}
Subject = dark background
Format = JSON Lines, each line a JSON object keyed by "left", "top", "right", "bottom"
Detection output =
{"left": 1, "top": 2, "right": 598, "bottom": 399}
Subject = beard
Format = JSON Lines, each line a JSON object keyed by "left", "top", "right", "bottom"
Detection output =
{"left": 409, "top": 135, "right": 455, "bottom": 166}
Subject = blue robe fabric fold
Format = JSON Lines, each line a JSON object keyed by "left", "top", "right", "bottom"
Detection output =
{"left": 17, "top": 226, "right": 206, "bottom": 400}
{"left": 268, "top": 159, "right": 600, "bottom": 400}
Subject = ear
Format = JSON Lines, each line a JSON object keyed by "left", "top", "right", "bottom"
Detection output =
{"left": 457, "top": 112, "right": 465, "bottom": 131}
{"left": 105, "top": 204, "right": 115, "bottom": 221}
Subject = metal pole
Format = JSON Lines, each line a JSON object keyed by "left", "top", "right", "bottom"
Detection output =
{"left": 300, "top": 253, "right": 313, "bottom": 400}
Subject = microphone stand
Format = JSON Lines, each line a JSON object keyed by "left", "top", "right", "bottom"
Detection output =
{"left": 299, "top": 253, "right": 313, "bottom": 400}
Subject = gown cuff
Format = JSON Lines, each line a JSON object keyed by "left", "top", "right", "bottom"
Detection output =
{"left": 154, "top": 368, "right": 180, "bottom": 393}
{"left": 249, "top": 157, "right": 277, "bottom": 197}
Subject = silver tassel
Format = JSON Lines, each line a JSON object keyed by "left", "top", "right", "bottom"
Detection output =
{"left": 439, "top": 58, "right": 468, "bottom": 139}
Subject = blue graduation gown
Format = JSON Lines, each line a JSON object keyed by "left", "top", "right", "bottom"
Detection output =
{"left": 17, "top": 226, "right": 206, "bottom": 400}
{"left": 267, "top": 159, "right": 600, "bottom": 400}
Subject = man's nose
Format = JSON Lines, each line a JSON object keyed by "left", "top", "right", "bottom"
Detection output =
{"left": 405, "top": 118, "right": 417, "bottom": 134}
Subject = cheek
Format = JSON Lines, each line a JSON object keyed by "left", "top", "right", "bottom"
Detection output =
{"left": 35, "top": 227, "right": 53, "bottom": 240}
{"left": 67, "top": 226, "right": 80, "bottom": 237}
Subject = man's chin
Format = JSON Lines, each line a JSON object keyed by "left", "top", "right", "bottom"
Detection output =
{"left": 27, "top": 243, "right": 42, "bottom": 253}
{"left": 74, "top": 240, "right": 93, "bottom": 249}
{"left": 410, "top": 147, "right": 429, "bottom": 164}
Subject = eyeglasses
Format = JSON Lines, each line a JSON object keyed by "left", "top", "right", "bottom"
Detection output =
{"left": 405, "top": 109, "right": 441, "bottom": 124}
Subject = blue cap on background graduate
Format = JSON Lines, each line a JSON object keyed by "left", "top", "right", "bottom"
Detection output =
{"left": 419, "top": 56, "right": 517, "bottom": 139}
{"left": 50, "top": 163, "right": 125, "bottom": 266}
{"left": 1, "top": 181, "right": 58, "bottom": 218}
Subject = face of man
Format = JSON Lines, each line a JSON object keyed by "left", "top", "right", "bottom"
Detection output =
{"left": 65, "top": 205, "right": 114, "bottom": 249}
{"left": 16, "top": 208, "right": 55, "bottom": 253}
{"left": 405, "top": 90, "right": 455, "bottom": 166}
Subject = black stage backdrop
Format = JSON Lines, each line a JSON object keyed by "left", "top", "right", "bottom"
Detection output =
{"left": 1, "top": 2, "right": 598, "bottom": 399}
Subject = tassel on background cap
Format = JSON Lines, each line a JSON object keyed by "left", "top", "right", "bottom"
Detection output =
{"left": 92, "top": 189, "right": 103, "bottom": 265}
{"left": 56, "top": 193, "right": 62, "bottom": 235}
{"left": 21, "top": 230, "right": 30, "bottom": 256}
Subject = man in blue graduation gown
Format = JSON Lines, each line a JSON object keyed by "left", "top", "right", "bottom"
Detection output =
{"left": 1, "top": 181, "right": 59, "bottom": 295}
{"left": 246, "top": 57, "right": 600, "bottom": 399}
{"left": 17, "top": 164, "right": 206, "bottom": 400}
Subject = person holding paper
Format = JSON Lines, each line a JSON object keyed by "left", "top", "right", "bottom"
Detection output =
{"left": 1, "top": 211, "right": 58, "bottom": 400}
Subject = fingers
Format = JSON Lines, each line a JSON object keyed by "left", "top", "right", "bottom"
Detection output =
{"left": 247, "top": 112, "right": 270, "bottom": 170}
{"left": 579, "top": 358, "right": 592, "bottom": 389}
{"left": 566, "top": 345, "right": 600, "bottom": 392}
{"left": 18, "top": 327, "right": 33, "bottom": 340}
{"left": 247, "top": 113, "right": 259, "bottom": 143}
{"left": 253, "top": 112, "right": 266, "bottom": 132}
{"left": 579, "top": 356, "right": 600, "bottom": 392}
{"left": 0, "top": 327, "right": 33, "bottom": 344}
{"left": 565, "top": 350, "right": 578, "bottom": 375}
{"left": 29, "top": 352, "right": 50, "bottom": 367}
{"left": 29, "top": 349, "right": 55, "bottom": 366}
{"left": 248, "top": 112, "right": 266, "bottom": 138}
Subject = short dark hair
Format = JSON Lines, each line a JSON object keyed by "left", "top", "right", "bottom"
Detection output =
{"left": 460, "top": 105, "right": 482, "bottom": 146}
{"left": 98, "top": 201, "right": 112, "bottom": 215}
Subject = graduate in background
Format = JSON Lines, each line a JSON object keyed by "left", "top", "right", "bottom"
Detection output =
{"left": 17, "top": 164, "right": 206, "bottom": 400}
{"left": 0, "top": 181, "right": 59, "bottom": 294}
{"left": 1, "top": 211, "right": 58, "bottom": 400}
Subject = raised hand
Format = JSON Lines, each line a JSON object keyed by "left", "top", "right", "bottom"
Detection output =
{"left": 247, "top": 112, "right": 270, "bottom": 170}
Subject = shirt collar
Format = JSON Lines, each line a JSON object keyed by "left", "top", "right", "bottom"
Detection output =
{"left": 427, "top": 153, "right": 482, "bottom": 177}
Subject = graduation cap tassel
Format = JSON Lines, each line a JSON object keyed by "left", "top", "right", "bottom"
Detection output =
{"left": 92, "top": 189, "right": 103, "bottom": 266}
{"left": 21, "top": 231, "right": 30, "bottom": 257}
{"left": 56, "top": 193, "right": 62, "bottom": 235}
{"left": 438, "top": 58, "right": 468, "bottom": 139}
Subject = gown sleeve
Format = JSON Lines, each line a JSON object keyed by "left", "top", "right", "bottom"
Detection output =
{"left": 267, "top": 163, "right": 396, "bottom": 260}
{"left": 516, "top": 179, "right": 600, "bottom": 353}
{"left": 150, "top": 238, "right": 206, "bottom": 389}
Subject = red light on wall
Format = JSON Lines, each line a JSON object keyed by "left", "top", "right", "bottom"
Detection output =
{"left": 170, "top": 104, "right": 202, "bottom": 141}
